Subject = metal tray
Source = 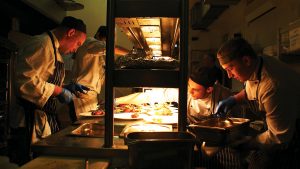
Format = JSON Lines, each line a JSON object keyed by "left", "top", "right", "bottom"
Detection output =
{"left": 125, "top": 132, "right": 196, "bottom": 169}
{"left": 188, "top": 118, "right": 250, "bottom": 146}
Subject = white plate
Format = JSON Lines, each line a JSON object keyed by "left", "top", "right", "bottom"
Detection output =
{"left": 114, "top": 113, "right": 145, "bottom": 120}
{"left": 79, "top": 112, "right": 105, "bottom": 117}
{"left": 144, "top": 114, "right": 178, "bottom": 124}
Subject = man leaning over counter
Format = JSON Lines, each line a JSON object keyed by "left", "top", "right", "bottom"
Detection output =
{"left": 216, "top": 38, "right": 300, "bottom": 168}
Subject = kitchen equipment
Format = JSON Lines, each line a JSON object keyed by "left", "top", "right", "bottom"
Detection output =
{"left": 125, "top": 132, "right": 196, "bottom": 169}
{"left": 188, "top": 117, "right": 250, "bottom": 146}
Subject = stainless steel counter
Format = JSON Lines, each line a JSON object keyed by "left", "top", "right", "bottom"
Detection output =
{"left": 32, "top": 119, "right": 130, "bottom": 158}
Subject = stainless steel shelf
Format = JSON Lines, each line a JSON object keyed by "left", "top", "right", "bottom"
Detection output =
{"left": 115, "top": 0, "right": 181, "bottom": 17}
{"left": 113, "top": 69, "right": 180, "bottom": 87}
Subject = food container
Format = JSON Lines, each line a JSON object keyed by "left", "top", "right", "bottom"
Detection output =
{"left": 125, "top": 132, "right": 196, "bottom": 169}
{"left": 188, "top": 118, "right": 250, "bottom": 146}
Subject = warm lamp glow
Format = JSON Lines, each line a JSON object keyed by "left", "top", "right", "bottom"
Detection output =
{"left": 149, "top": 45, "right": 161, "bottom": 50}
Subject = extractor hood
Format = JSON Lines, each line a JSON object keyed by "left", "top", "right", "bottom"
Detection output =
{"left": 54, "top": 0, "right": 84, "bottom": 11}
{"left": 116, "top": 17, "right": 179, "bottom": 57}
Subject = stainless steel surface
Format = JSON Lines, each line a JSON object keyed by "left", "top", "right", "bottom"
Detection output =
{"left": 188, "top": 118, "right": 250, "bottom": 146}
{"left": 32, "top": 124, "right": 128, "bottom": 158}
{"left": 113, "top": 69, "right": 180, "bottom": 87}
{"left": 70, "top": 123, "right": 105, "bottom": 137}
{"left": 125, "top": 132, "right": 195, "bottom": 169}
{"left": 190, "top": 117, "right": 234, "bottom": 129}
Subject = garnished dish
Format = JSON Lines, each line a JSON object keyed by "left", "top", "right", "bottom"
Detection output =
{"left": 144, "top": 113, "right": 178, "bottom": 124}
{"left": 113, "top": 102, "right": 178, "bottom": 121}
{"left": 79, "top": 109, "right": 105, "bottom": 117}
{"left": 91, "top": 109, "right": 105, "bottom": 116}
{"left": 114, "top": 104, "right": 142, "bottom": 113}
{"left": 114, "top": 112, "right": 145, "bottom": 120}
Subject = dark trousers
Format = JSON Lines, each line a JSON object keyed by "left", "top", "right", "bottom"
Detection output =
{"left": 8, "top": 127, "right": 32, "bottom": 166}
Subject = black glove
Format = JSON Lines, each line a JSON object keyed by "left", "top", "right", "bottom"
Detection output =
{"left": 63, "top": 82, "right": 90, "bottom": 94}
{"left": 57, "top": 88, "right": 73, "bottom": 104}
{"left": 214, "top": 96, "right": 237, "bottom": 117}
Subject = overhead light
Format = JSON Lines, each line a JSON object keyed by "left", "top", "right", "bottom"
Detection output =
{"left": 152, "top": 50, "right": 162, "bottom": 56}
{"left": 141, "top": 26, "right": 161, "bottom": 37}
{"left": 146, "top": 38, "right": 161, "bottom": 45}
{"left": 149, "top": 45, "right": 161, "bottom": 50}
{"left": 137, "top": 18, "right": 160, "bottom": 26}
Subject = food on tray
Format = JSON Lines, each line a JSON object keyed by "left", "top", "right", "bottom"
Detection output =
{"left": 115, "top": 50, "right": 179, "bottom": 69}
{"left": 91, "top": 109, "right": 105, "bottom": 116}
{"left": 154, "top": 107, "right": 172, "bottom": 116}
{"left": 153, "top": 103, "right": 173, "bottom": 116}
{"left": 151, "top": 117, "right": 163, "bottom": 123}
{"left": 114, "top": 104, "right": 141, "bottom": 113}
{"left": 114, "top": 102, "right": 177, "bottom": 116}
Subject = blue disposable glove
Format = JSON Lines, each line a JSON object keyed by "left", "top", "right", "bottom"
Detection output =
{"left": 63, "top": 82, "right": 90, "bottom": 94}
{"left": 57, "top": 88, "right": 73, "bottom": 104}
{"left": 214, "top": 96, "right": 237, "bottom": 117}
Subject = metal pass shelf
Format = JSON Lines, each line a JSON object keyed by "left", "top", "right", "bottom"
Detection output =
{"left": 105, "top": 0, "right": 189, "bottom": 147}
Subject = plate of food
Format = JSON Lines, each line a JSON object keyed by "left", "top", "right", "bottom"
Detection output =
{"left": 144, "top": 114, "right": 178, "bottom": 124}
{"left": 114, "top": 112, "right": 145, "bottom": 120}
{"left": 114, "top": 104, "right": 142, "bottom": 113}
{"left": 79, "top": 109, "right": 105, "bottom": 117}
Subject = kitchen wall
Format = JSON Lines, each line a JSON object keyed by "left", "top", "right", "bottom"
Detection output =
{"left": 189, "top": 0, "right": 300, "bottom": 91}
{"left": 21, "top": 0, "right": 133, "bottom": 50}
{"left": 67, "top": 0, "right": 133, "bottom": 50}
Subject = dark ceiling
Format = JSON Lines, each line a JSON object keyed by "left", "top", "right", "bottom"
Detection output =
{"left": 0, "top": 0, "right": 57, "bottom": 37}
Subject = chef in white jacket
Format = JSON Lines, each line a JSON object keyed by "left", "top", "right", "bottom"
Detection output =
{"left": 216, "top": 38, "right": 300, "bottom": 168}
{"left": 187, "top": 66, "right": 234, "bottom": 124}
{"left": 9, "top": 16, "right": 87, "bottom": 166}
{"left": 71, "top": 26, "right": 128, "bottom": 119}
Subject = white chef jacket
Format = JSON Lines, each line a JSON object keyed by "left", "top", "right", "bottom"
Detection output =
{"left": 188, "top": 83, "right": 232, "bottom": 123}
{"left": 10, "top": 32, "right": 63, "bottom": 128}
{"left": 245, "top": 56, "right": 300, "bottom": 146}
{"left": 71, "top": 37, "right": 106, "bottom": 114}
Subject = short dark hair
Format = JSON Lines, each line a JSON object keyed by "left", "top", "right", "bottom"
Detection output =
{"left": 217, "top": 38, "right": 257, "bottom": 65}
{"left": 95, "top": 26, "right": 107, "bottom": 40}
{"left": 60, "top": 16, "right": 86, "bottom": 33}
{"left": 190, "top": 67, "right": 219, "bottom": 88}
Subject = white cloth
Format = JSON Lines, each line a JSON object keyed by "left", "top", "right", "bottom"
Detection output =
{"left": 245, "top": 56, "right": 300, "bottom": 146}
{"left": 31, "top": 109, "right": 51, "bottom": 143}
{"left": 10, "top": 32, "right": 63, "bottom": 128}
{"left": 188, "top": 84, "right": 232, "bottom": 123}
{"left": 71, "top": 37, "right": 106, "bottom": 114}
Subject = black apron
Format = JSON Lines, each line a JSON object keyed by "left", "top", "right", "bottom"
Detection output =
{"left": 8, "top": 31, "right": 65, "bottom": 166}
{"left": 245, "top": 57, "right": 267, "bottom": 131}
{"left": 23, "top": 31, "right": 65, "bottom": 135}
